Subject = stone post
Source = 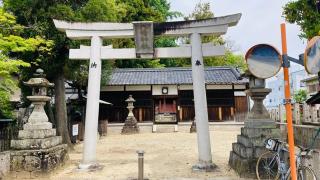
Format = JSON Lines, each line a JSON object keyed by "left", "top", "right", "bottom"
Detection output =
{"left": 190, "top": 117, "right": 197, "bottom": 133}
{"left": 190, "top": 99, "right": 196, "bottom": 133}
{"left": 122, "top": 95, "right": 139, "bottom": 134}
{"left": 190, "top": 33, "right": 215, "bottom": 171}
{"left": 79, "top": 36, "right": 103, "bottom": 170}
{"left": 229, "top": 74, "right": 280, "bottom": 178}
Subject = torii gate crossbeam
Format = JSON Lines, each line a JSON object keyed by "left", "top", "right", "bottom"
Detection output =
{"left": 54, "top": 13, "right": 241, "bottom": 171}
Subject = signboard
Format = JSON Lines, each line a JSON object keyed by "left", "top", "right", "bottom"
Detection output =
{"left": 304, "top": 36, "right": 320, "bottom": 74}
{"left": 245, "top": 44, "right": 282, "bottom": 79}
{"left": 72, "top": 124, "right": 79, "bottom": 136}
{"left": 133, "top": 21, "right": 154, "bottom": 58}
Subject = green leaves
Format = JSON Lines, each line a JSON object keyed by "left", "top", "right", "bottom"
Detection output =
{"left": 283, "top": 0, "right": 320, "bottom": 38}
{"left": 293, "top": 89, "right": 307, "bottom": 103}
{"left": 0, "top": 7, "right": 53, "bottom": 118}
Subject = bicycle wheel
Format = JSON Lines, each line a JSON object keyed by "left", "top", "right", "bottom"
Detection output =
{"left": 297, "top": 166, "right": 317, "bottom": 180}
{"left": 256, "top": 151, "right": 280, "bottom": 180}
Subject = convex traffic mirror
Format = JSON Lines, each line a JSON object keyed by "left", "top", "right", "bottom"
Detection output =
{"left": 245, "top": 44, "right": 282, "bottom": 79}
{"left": 304, "top": 36, "right": 320, "bottom": 74}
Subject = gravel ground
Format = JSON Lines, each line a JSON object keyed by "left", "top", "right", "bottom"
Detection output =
{"left": 48, "top": 127, "right": 242, "bottom": 180}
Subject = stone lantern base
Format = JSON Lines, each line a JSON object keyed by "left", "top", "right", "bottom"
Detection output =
{"left": 121, "top": 116, "right": 139, "bottom": 134}
{"left": 228, "top": 121, "right": 280, "bottom": 178}
{"left": 10, "top": 126, "right": 68, "bottom": 176}
{"left": 228, "top": 88, "right": 280, "bottom": 178}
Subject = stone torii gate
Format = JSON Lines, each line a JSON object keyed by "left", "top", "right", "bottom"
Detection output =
{"left": 54, "top": 13, "right": 241, "bottom": 171}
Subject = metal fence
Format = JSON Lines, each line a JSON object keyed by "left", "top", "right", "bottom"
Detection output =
{"left": 0, "top": 127, "right": 13, "bottom": 152}
{"left": 269, "top": 103, "right": 320, "bottom": 125}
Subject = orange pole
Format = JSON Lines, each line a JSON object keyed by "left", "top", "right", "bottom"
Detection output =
{"left": 281, "top": 23, "right": 297, "bottom": 180}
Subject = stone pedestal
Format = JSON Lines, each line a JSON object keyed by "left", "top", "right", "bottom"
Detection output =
{"left": 10, "top": 69, "right": 68, "bottom": 176}
{"left": 122, "top": 95, "right": 139, "bottom": 134}
{"left": 10, "top": 105, "right": 68, "bottom": 175}
{"left": 122, "top": 116, "right": 139, "bottom": 134}
{"left": 229, "top": 87, "right": 280, "bottom": 178}
{"left": 190, "top": 118, "right": 197, "bottom": 133}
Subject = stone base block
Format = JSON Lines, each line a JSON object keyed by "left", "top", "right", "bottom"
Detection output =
{"left": 18, "top": 129, "right": 56, "bottom": 139}
{"left": 190, "top": 120, "right": 196, "bottom": 133}
{"left": 122, "top": 116, "right": 139, "bottom": 134}
{"left": 229, "top": 123, "right": 280, "bottom": 178}
{"left": 23, "top": 122, "right": 52, "bottom": 130}
{"left": 192, "top": 161, "right": 217, "bottom": 172}
{"left": 11, "top": 136, "right": 62, "bottom": 150}
{"left": 229, "top": 151, "right": 256, "bottom": 178}
{"left": 241, "top": 127, "right": 281, "bottom": 138}
{"left": 232, "top": 142, "right": 268, "bottom": 160}
{"left": 244, "top": 119, "right": 276, "bottom": 128}
{"left": 10, "top": 144, "right": 68, "bottom": 174}
{"left": 237, "top": 134, "right": 275, "bottom": 148}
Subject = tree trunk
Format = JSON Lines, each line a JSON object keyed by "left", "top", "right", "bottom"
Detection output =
{"left": 45, "top": 101, "right": 55, "bottom": 125}
{"left": 54, "top": 71, "right": 73, "bottom": 149}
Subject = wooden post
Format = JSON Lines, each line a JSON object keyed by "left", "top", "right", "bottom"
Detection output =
{"left": 293, "top": 103, "right": 300, "bottom": 125}
{"left": 303, "top": 103, "right": 308, "bottom": 124}
{"left": 312, "top": 105, "right": 317, "bottom": 124}
{"left": 281, "top": 23, "right": 297, "bottom": 180}
{"left": 280, "top": 105, "right": 286, "bottom": 123}
{"left": 179, "top": 107, "right": 183, "bottom": 122}
{"left": 313, "top": 104, "right": 320, "bottom": 124}
{"left": 218, "top": 107, "right": 222, "bottom": 121}
{"left": 231, "top": 107, "right": 235, "bottom": 121}
{"left": 139, "top": 108, "right": 143, "bottom": 122}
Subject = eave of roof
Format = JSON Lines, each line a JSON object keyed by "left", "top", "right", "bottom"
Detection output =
{"left": 107, "top": 67, "right": 248, "bottom": 86}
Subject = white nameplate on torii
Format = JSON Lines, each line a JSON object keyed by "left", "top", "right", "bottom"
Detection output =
{"left": 69, "top": 43, "right": 225, "bottom": 60}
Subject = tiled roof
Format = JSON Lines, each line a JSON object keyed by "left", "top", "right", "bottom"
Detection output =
{"left": 107, "top": 67, "right": 248, "bottom": 85}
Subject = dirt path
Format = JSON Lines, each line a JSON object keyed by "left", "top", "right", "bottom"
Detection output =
{"left": 50, "top": 128, "right": 241, "bottom": 180}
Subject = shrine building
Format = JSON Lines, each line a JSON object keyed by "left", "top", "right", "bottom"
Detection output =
{"left": 99, "top": 66, "right": 249, "bottom": 124}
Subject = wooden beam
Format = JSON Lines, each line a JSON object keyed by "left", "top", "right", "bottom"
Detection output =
{"left": 69, "top": 44, "right": 225, "bottom": 60}
{"left": 53, "top": 14, "right": 241, "bottom": 39}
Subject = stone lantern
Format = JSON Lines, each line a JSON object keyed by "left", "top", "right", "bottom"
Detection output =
{"left": 23, "top": 69, "right": 54, "bottom": 129}
{"left": 229, "top": 71, "right": 280, "bottom": 178}
{"left": 10, "top": 69, "right": 68, "bottom": 176}
{"left": 121, "top": 95, "right": 139, "bottom": 134}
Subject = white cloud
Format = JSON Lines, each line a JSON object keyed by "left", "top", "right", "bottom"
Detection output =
{"left": 169, "top": 0, "right": 306, "bottom": 58}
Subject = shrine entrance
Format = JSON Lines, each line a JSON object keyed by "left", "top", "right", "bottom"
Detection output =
{"left": 154, "top": 96, "right": 178, "bottom": 124}
{"left": 54, "top": 14, "right": 241, "bottom": 171}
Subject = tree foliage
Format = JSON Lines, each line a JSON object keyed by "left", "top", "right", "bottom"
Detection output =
{"left": 293, "top": 89, "right": 307, "bottom": 103}
{"left": 3, "top": 0, "right": 179, "bottom": 145}
{"left": 283, "top": 0, "right": 320, "bottom": 38}
{"left": 0, "top": 7, "right": 53, "bottom": 118}
{"left": 184, "top": 2, "right": 246, "bottom": 71}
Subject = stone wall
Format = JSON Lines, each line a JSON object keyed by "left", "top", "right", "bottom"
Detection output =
{"left": 278, "top": 123, "right": 320, "bottom": 178}
{"left": 0, "top": 151, "right": 10, "bottom": 179}
{"left": 278, "top": 123, "right": 320, "bottom": 149}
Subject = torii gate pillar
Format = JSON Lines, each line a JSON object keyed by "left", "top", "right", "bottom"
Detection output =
{"left": 79, "top": 36, "right": 102, "bottom": 169}
{"left": 190, "top": 33, "right": 214, "bottom": 170}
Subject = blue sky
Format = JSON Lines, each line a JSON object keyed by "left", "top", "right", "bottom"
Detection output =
{"left": 168, "top": 0, "right": 306, "bottom": 59}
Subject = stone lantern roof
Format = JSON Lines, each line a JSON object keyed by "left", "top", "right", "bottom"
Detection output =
{"left": 125, "top": 95, "right": 136, "bottom": 103}
{"left": 23, "top": 69, "right": 54, "bottom": 87}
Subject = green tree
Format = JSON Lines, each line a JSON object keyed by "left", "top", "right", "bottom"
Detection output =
{"left": 184, "top": 2, "right": 247, "bottom": 70}
{"left": 114, "top": 0, "right": 181, "bottom": 68}
{"left": 293, "top": 89, "right": 307, "bottom": 103}
{"left": 0, "top": 8, "right": 53, "bottom": 118}
{"left": 283, "top": 0, "right": 320, "bottom": 38}
{"left": 3, "top": 0, "right": 178, "bottom": 146}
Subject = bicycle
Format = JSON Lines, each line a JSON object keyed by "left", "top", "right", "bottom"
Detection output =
{"left": 256, "top": 137, "right": 318, "bottom": 180}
